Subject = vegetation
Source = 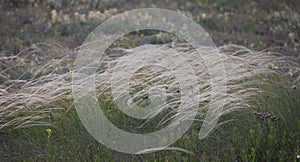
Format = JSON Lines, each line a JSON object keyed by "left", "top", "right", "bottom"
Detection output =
{"left": 0, "top": 0, "right": 299, "bottom": 161}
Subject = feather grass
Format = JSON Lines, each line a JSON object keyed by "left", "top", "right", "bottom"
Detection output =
{"left": 0, "top": 43, "right": 299, "bottom": 135}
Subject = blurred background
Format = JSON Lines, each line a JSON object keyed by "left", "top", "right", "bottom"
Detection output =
{"left": 0, "top": 0, "right": 299, "bottom": 56}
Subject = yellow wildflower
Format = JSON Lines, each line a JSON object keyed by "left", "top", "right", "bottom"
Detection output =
{"left": 46, "top": 128, "right": 52, "bottom": 139}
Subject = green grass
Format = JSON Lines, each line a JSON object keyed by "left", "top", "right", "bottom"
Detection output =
{"left": 0, "top": 41, "right": 299, "bottom": 161}
{"left": 1, "top": 97, "right": 299, "bottom": 161}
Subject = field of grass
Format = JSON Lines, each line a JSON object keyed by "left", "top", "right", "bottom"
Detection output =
{"left": 0, "top": 0, "right": 300, "bottom": 161}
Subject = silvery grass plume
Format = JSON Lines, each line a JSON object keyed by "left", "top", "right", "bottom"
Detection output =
{"left": 0, "top": 43, "right": 299, "bottom": 134}
{"left": 0, "top": 43, "right": 73, "bottom": 130}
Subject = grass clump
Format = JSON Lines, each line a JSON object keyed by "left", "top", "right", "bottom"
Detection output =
{"left": 0, "top": 40, "right": 299, "bottom": 161}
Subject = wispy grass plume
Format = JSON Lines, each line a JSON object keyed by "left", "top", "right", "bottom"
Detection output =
{"left": 0, "top": 43, "right": 299, "bottom": 135}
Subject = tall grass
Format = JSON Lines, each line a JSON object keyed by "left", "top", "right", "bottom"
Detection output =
{"left": 0, "top": 43, "right": 74, "bottom": 131}
{"left": 0, "top": 42, "right": 299, "bottom": 160}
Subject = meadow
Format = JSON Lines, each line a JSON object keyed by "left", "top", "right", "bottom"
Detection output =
{"left": 0, "top": 0, "right": 299, "bottom": 161}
